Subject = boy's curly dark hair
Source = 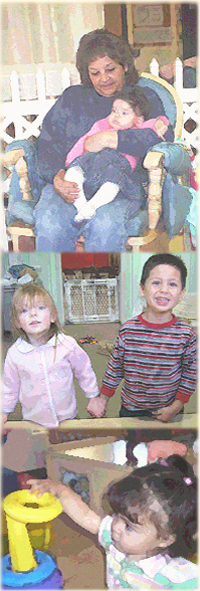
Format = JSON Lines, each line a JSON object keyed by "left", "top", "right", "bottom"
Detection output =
{"left": 107, "top": 455, "right": 196, "bottom": 558}
{"left": 76, "top": 28, "right": 139, "bottom": 88}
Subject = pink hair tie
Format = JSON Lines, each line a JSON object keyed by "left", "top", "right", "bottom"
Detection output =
{"left": 183, "top": 477, "right": 192, "bottom": 486}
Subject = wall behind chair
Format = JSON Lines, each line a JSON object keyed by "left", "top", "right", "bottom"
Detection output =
{"left": 3, "top": 4, "right": 104, "bottom": 67}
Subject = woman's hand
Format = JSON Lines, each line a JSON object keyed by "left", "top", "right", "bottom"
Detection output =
{"left": 84, "top": 130, "right": 118, "bottom": 153}
{"left": 154, "top": 119, "right": 168, "bottom": 141}
{"left": 53, "top": 169, "right": 80, "bottom": 203}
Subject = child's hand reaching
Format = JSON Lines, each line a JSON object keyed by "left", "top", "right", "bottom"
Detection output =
{"left": 86, "top": 395, "right": 108, "bottom": 418}
{"left": 27, "top": 478, "right": 66, "bottom": 498}
{"left": 27, "top": 477, "right": 101, "bottom": 534}
{"left": 151, "top": 400, "right": 184, "bottom": 422}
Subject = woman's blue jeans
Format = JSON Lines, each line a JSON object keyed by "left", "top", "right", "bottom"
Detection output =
{"left": 6, "top": 141, "right": 146, "bottom": 252}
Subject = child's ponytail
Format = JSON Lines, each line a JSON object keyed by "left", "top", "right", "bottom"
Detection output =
{"left": 157, "top": 455, "right": 196, "bottom": 557}
{"left": 164, "top": 453, "right": 195, "bottom": 480}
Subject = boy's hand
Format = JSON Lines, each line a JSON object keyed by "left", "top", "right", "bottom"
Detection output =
{"left": 151, "top": 400, "right": 184, "bottom": 422}
{"left": 86, "top": 395, "right": 108, "bottom": 418}
{"left": 27, "top": 478, "right": 66, "bottom": 498}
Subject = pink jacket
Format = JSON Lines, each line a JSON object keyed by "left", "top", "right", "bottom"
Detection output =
{"left": 3, "top": 333, "right": 99, "bottom": 428}
{"left": 65, "top": 115, "right": 168, "bottom": 171}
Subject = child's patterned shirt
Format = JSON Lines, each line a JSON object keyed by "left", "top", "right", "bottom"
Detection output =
{"left": 98, "top": 515, "right": 197, "bottom": 589}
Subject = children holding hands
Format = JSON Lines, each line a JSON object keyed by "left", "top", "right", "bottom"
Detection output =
{"left": 3, "top": 283, "right": 102, "bottom": 428}
{"left": 2, "top": 253, "right": 196, "bottom": 427}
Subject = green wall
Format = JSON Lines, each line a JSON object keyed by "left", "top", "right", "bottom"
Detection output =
{"left": 2, "top": 252, "right": 65, "bottom": 323}
{"left": 120, "top": 252, "right": 197, "bottom": 324}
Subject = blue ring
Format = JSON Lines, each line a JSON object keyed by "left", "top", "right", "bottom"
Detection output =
{"left": 2, "top": 550, "right": 56, "bottom": 587}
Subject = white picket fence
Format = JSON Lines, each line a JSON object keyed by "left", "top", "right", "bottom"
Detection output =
{"left": 3, "top": 58, "right": 197, "bottom": 149}
{"left": 3, "top": 64, "right": 80, "bottom": 145}
{"left": 150, "top": 57, "right": 198, "bottom": 150}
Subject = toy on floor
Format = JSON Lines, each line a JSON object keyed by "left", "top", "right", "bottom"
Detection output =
{"left": 78, "top": 335, "right": 98, "bottom": 344}
{"left": 2, "top": 489, "right": 63, "bottom": 589}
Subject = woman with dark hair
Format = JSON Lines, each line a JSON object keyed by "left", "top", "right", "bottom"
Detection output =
{"left": 76, "top": 28, "right": 139, "bottom": 88}
{"left": 7, "top": 28, "right": 173, "bottom": 251}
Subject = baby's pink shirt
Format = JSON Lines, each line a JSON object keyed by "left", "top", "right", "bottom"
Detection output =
{"left": 65, "top": 115, "right": 168, "bottom": 171}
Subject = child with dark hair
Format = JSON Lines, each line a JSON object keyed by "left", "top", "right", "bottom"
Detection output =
{"left": 140, "top": 253, "right": 188, "bottom": 289}
{"left": 3, "top": 283, "right": 101, "bottom": 428}
{"left": 91, "top": 253, "right": 196, "bottom": 422}
{"left": 28, "top": 454, "right": 197, "bottom": 588}
{"left": 64, "top": 89, "right": 168, "bottom": 222}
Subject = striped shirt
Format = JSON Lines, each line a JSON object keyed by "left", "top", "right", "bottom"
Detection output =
{"left": 99, "top": 515, "right": 198, "bottom": 589}
{"left": 100, "top": 314, "right": 196, "bottom": 410}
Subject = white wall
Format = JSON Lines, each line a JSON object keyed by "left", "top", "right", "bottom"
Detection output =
{"left": 3, "top": 4, "right": 104, "bottom": 69}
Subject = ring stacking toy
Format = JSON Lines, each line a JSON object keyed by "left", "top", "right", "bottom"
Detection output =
{"left": 2, "top": 490, "right": 63, "bottom": 588}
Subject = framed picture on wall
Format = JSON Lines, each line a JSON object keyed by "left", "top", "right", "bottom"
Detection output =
{"left": 132, "top": 4, "right": 172, "bottom": 45}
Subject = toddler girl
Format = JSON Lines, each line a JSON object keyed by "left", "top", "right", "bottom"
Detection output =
{"left": 28, "top": 454, "right": 197, "bottom": 588}
{"left": 3, "top": 283, "right": 101, "bottom": 428}
{"left": 64, "top": 89, "right": 168, "bottom": 222}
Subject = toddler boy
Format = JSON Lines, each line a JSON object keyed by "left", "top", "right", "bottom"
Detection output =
{"left": 88, "top": 254, "right": 196, "bottom": 422}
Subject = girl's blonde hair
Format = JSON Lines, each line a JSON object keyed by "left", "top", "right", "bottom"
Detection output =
{"left": 10, "top": 283, "right": 62, "bottom": 342}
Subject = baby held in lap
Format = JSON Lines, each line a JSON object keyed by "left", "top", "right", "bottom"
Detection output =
{"left": 64, "top": 89, "right": 168, "bottom": 222}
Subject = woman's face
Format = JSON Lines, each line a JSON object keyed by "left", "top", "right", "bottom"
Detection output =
{"left": 88, "top": 55, "right": 126, "bottom": 97}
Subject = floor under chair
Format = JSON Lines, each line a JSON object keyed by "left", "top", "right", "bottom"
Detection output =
{"left": 7, "top": 219, "right": 191, "bottom": 253}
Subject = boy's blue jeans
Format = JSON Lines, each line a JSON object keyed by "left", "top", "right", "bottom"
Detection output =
{"left": 6, "top": 142, "right": 146, "bottom": 252}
